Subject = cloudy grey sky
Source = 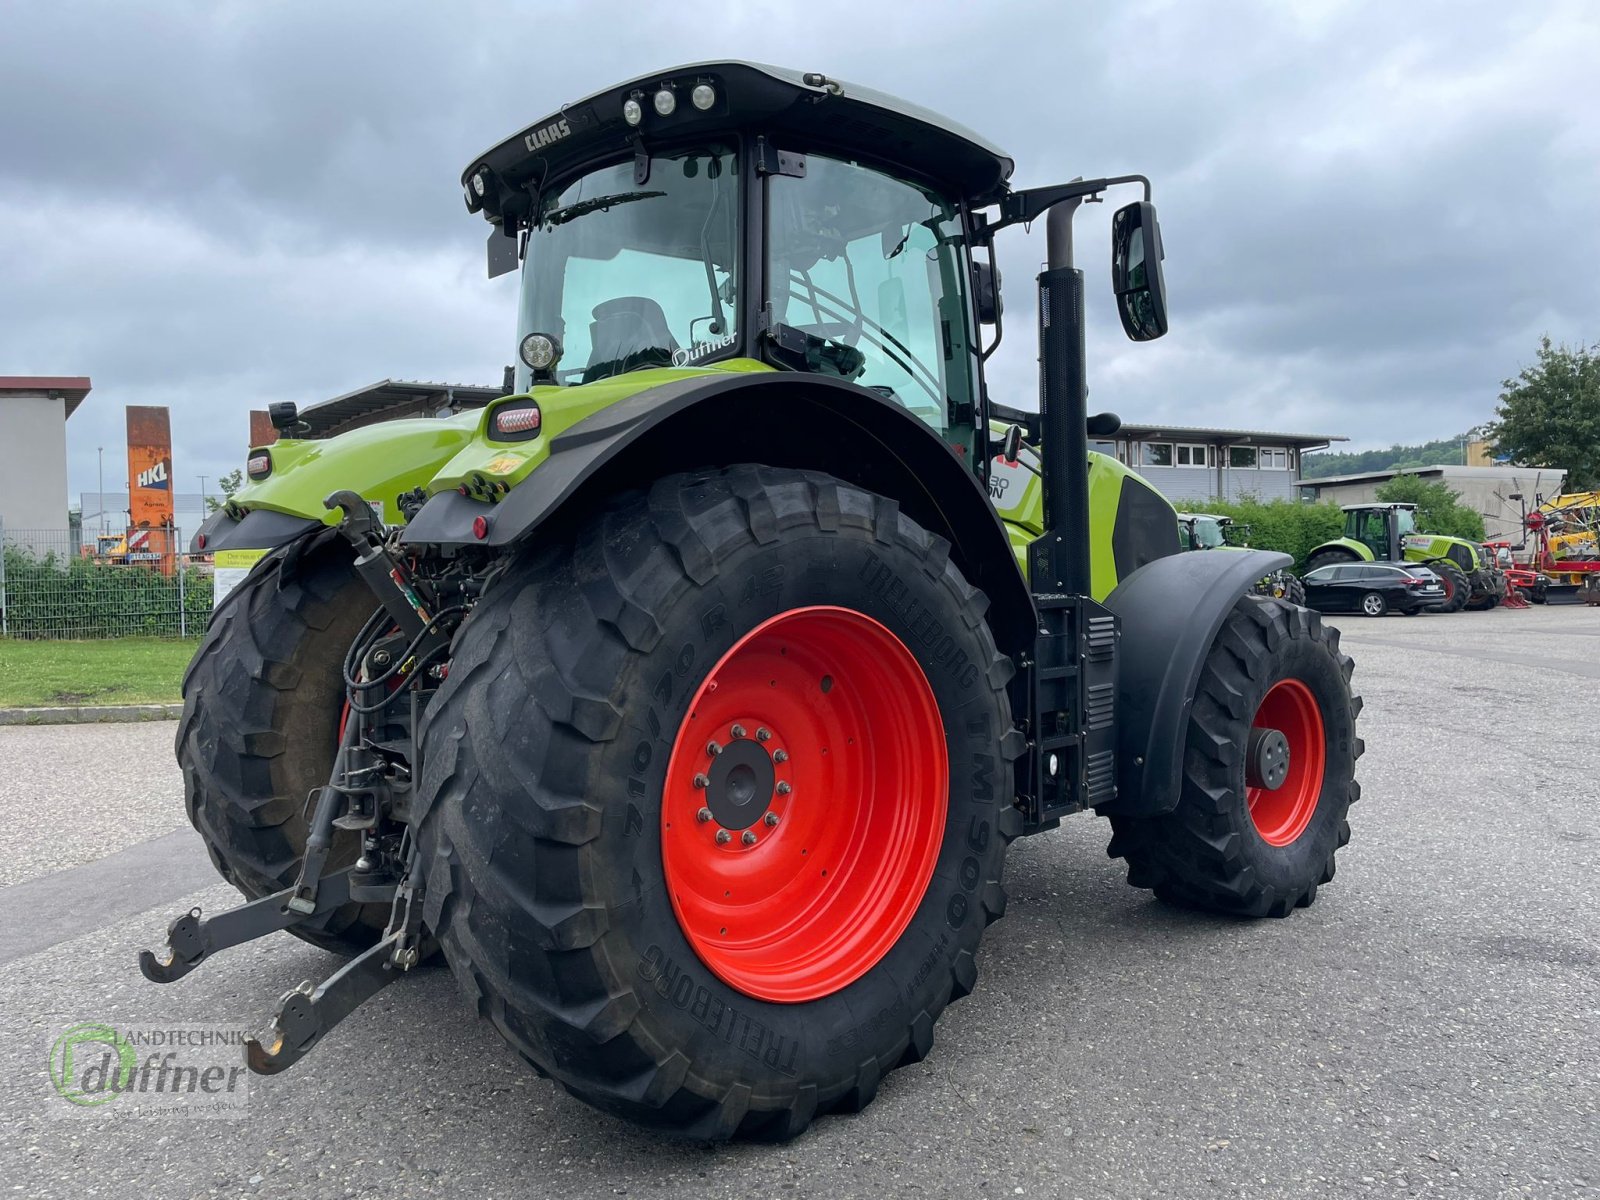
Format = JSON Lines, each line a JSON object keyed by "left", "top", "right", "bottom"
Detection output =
{"left": 3, "top": 0, "right": 1597, "bottom": 506}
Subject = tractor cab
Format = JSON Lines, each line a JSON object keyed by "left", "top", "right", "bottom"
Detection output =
{"left": 1342, "top": 503, "right": 1416, "bottom": 560}
{"left": 1178, "top": 513, "right": 1233, "bottom": 551}
{"left": 467, "top": 62, "right": 1008, "bottom": 456}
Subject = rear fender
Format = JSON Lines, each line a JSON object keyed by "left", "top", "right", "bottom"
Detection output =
{"left": 401, "top": 372, "right": 1037, "bottom": 654}
{"left": 1098, "top": 548, "right": 1291, "bottom": 817}
{"left": 1309, "top": 536, "right": 1371, "bottom": 562}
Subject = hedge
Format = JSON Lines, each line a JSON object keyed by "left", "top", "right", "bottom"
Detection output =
{"left": 1177, "top": 498, "right": 1347, "bottom": 573}
{"left": 0, "top": 548, "right": 213, "bottom": 639}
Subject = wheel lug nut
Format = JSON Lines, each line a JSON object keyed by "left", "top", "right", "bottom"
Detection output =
{"left": 773, "top": 749, "right": 789, "bottom": 763}
{"left": 741, "top": 830, "right": 757, "bottom": 845}
{"left": 764, "top": 812, "right": 779, "bottom": 827}
{"left": 756, "top": 727, "right": 771, "bottom": 742}
{"left": 706, "top": 741, "right": 722, "bottom": 757}
{"left": 696, "top": 807, "right": 713, "bottom": 823}
{"left": 693, "top": 773, "right": 709, "bottom": 789}
{"left": 715, "top": 830, "right": 731, "bottom": 845}
{"left": 731, "top": 724, "right": 747, "bottom": 739}
{"left": 776, "top": 781, "right": 792, "bottom": 796}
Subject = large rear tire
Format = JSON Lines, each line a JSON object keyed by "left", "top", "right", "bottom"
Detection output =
{"left": 1426, "top": 560, "right": 1470, "bottom": 612}
{"left": 176, "top": 539, "right": 389, "bottom": 953}
{"left": 1106, "top": 597, "right": 1361, "bottom": 917}
{"left": 414, "top": 466, "right": 1020, "bottom": 1140}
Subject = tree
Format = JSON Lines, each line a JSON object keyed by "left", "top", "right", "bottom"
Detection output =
{"left": 1374, "top": 475, "right": 1485, "bottom": 542}
{"left": 204, "top": 468, "right": 243, "bottom": 514}
{"left": 1485, "top": 336, "right": 1600, "bottom": 491}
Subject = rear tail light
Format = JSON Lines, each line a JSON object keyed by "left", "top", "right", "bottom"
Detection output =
{"left": 247, "top": 451, "right": 272, "bottom": 479}
{"left": 491, "top": 401, "right": 542, "bottom": 441}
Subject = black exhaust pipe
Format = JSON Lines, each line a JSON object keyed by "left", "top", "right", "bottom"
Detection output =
{"left": 1033, "top": 198, "right": 1091, "bottom": 596}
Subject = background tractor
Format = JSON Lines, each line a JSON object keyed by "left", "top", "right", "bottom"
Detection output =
{"left": 1176, "top": 511, "right": 1306, "bottom": 605}
{"left": 1306, "top": 502, "right": 1501, "bottom": 612}
{"left": 149, "top": 62, "right": 1362, "bottom": 1141}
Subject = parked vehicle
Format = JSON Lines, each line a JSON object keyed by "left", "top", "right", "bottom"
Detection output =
{"left": 1302, "top": 562, "right": 1443, "bottom": 616}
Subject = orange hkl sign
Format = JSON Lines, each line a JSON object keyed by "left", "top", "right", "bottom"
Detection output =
{"left": 126, "top": 406, "right": 174, "bottom": 538}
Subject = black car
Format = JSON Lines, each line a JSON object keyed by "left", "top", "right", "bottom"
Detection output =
{"left": 1301, "top": 563, "right": 1445, "bottom": 616}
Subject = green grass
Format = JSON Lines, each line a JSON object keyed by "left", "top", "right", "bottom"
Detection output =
{"left": 0, "top": 637, "right": 196, "bottom": 707}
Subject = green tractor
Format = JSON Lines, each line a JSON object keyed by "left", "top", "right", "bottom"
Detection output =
{"left": 1176, "top": 511, "right": 1306, "bottom": 605}
{"left": 146, "top": 62, "right": 1361, "bottom": 1140}
{"left": 1306, "top": 502, "right": 1501, "bottom": 612}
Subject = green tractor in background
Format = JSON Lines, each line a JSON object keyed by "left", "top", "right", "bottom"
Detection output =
{"left": 1306, "top": 502, "right": 1502, "bottom": 612}
{"left": 1177, "top": 512, "right": 1306, "bottom": 605}
{"left": 144, "top": 62, "right": 1362, "bottom": 1140}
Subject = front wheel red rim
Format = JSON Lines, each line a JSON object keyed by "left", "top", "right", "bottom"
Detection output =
{"left": 660, "top": 606, "right": 948, "bottom": 1004}
{"left": 1247, "top": 678, "right": 1327, "bottom": 847}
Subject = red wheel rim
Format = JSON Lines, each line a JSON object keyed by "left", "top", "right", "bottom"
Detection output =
{"left": 660, "top": 606, "right": 947, "bottom": 1004}
{"left": 1247, "top": 678, "right": 1327, "bottom": 846}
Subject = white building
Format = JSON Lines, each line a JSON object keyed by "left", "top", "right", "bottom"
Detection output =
{"left": 0, "top": 376, "right": 91, "bottom": 554}
{"left": 1096, "top": 423, "right": 1346, "bottom": 504}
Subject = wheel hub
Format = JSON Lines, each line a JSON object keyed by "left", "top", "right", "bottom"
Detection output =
{"left": 699, "top": 724, "right": 786, "bottom": 835}
{"left": 1246, "top": 726, "right": 1291, "bottom": 790}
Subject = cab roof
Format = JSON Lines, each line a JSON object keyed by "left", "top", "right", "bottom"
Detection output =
{"left": 462, "top": 61, "right": 1015, "bottom": 225}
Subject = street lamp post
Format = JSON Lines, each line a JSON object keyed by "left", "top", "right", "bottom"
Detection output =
{"left": 97, "top": 447, "right": 104, "bottom": 535}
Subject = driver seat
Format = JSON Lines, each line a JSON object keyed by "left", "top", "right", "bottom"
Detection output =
{"left": 583, "top": 296, "right": 680, "bottom": 383}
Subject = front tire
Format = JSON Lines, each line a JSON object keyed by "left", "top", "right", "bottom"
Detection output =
{"left": 1106, "top": 597, "right": 1361, "bottom": 917}
{"left": 1360, "top": 591, "right": 1387, "bottom": 617}
{"left": 414, "top": 467, "right": 1019, "bottom": 1139}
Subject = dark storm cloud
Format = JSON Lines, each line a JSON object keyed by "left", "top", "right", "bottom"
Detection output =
{"left": 1, "top": 0, "right": 1595, "bottom": 503}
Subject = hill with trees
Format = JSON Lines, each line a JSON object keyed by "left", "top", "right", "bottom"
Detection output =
{"left": 1301, "top": 433, "right": 1475, "bottom": 479}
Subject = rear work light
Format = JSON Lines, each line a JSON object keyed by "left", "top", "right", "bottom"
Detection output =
{"left": 246, "top": 451, "right": 272, "bottom": 479}
{"left": 491, "top": 402, "right": 542, "bottom": 441}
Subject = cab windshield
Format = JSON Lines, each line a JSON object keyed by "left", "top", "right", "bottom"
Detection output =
{"left": 1190, "top": 519, "right": 1227, "bottom": 549}
{"left": 516, "top": 146, "right": 740, "bottom": 389}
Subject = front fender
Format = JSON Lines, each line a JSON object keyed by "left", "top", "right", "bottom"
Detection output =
{"left": 1099, "top": 547, "right": 1291, "bottom": 817}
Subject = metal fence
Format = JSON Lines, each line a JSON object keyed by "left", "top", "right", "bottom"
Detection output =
{"left": 0, "top": 521, "right": 214, "bottom": 639}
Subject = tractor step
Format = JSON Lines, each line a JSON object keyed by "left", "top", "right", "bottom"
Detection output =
{"left": 137, "top": 868, "right": 372, "bottom": 984}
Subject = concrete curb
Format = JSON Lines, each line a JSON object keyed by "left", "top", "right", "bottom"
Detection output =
{"left": 0, "top": 703, "right": 182, "bottom": 726}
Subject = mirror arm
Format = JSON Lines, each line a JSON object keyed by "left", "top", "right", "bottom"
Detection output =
{"left": 992, "top": 174, "right": 1150, "bottom": 233}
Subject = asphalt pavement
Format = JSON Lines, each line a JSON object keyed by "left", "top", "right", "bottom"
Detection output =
{"left": 2, "top": 604, "right": 1596, "bottom": 1199}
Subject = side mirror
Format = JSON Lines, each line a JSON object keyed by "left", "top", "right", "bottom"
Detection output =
{"left": 1001, "top": 424, "right": 1023, "bottom": 464}
{"left": 972, "top": 260, "right": 1003, "bottom": 325}
{"left": 1111, "top": 200, "right": 1168, "bottom": 341}
{"left": 1086, "top": 411, "right": 1121, "bottom": 437}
